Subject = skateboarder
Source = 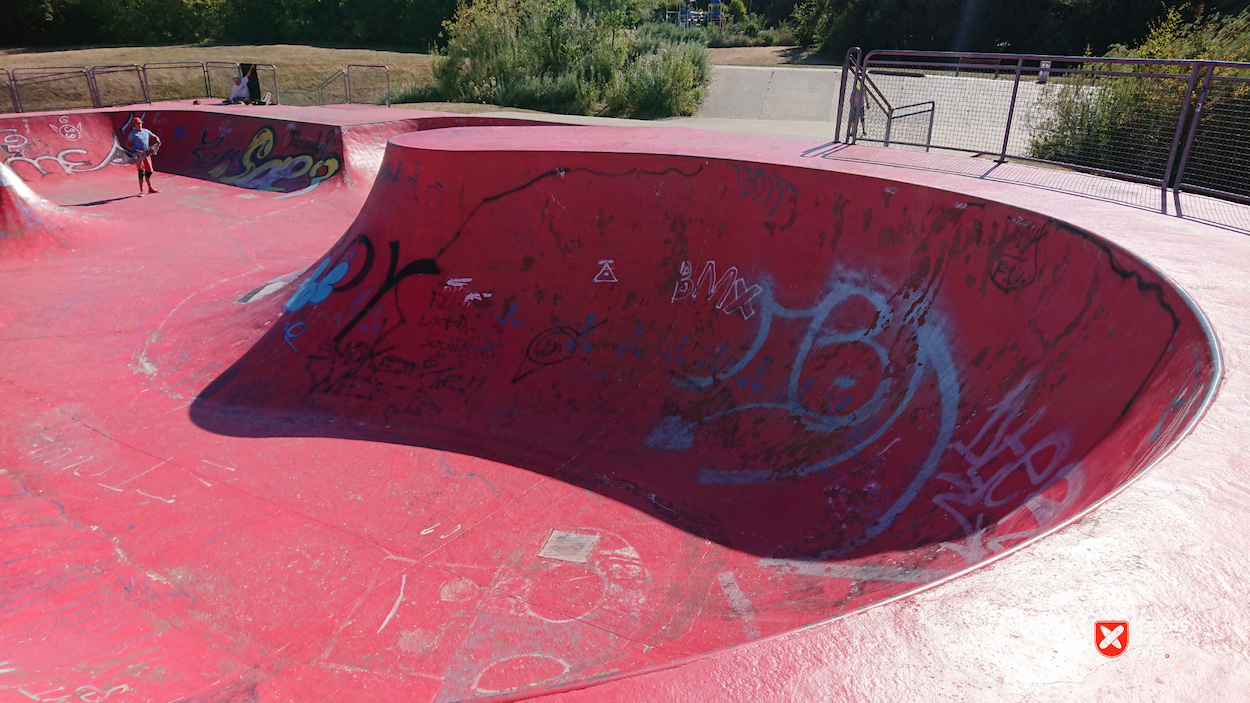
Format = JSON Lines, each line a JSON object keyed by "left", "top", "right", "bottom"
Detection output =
{"left": 123, "top": 116, "right": 161, "bottom": 196}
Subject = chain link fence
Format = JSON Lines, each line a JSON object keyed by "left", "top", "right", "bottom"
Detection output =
{"left": 1174, "top": 63, "right": 1250, "bottom": 202}
{"left": 838, "top": 49, "right": 1250, "bottom": 207}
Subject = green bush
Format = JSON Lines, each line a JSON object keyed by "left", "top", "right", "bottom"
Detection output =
{"left": 705, "top": 25, "right": 752, "bottom": 47}
{"left": 420, "top": 0, "right": 711, "bottom": 117}
{"left": 608, "top": 41, "right": 711, "bottom": 116}
{"left": 634, "top": 21, "right": 708, "bottom": 46}
{"left": 1027, "top": 6, "right": 1250, "bottom": 196}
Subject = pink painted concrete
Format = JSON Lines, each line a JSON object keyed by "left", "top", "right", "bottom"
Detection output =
{"left": 0, "top": 106, "right": 1245, "bottom": 703}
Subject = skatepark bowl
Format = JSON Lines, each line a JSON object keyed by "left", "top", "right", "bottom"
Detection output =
{"left": 0, "top": 104, "right": 1225, "bottom": 702}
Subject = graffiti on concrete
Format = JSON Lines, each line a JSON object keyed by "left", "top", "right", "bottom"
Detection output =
{"left": 191, "top": 125, "right": 342, "bottom": 194}
{"left": 2, "top": 127, "right": 132, "bottom": 177}
{"left": 670, "top": 260, "right": 764, "bottom": 320}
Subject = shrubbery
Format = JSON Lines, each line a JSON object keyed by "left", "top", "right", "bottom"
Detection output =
{"left": 1027, "top": 6, "right": 1250, "bottom": 195}
{"left": 395, "top": 0, "right": 712, "bottom": 118}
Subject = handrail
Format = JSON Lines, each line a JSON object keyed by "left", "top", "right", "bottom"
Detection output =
{"left": 318, "top": 69, "right": 346, "bottom": 105}
{"left": 884, "top": 100, "right": 936, "bottom": 150}
{"left": 281, "top": 69, "right": 345, "bottom": 107}
{"left": 347, "top": 64, "right": 391, "bottom": 107}
{"left": 834, "top": 47, "right": 859, "bottom": 143}
{"left": 863, "top": 49, "right": 1208, "bottom": 68}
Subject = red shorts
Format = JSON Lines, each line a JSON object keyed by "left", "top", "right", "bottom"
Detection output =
{"left": 136, "top": 156, "right": 154, "bottom": 172}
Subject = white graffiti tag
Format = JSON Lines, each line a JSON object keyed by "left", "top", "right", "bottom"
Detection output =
{"left": 2, "top": 129, "right": 133, "bottom": 176}
{"left": 668, "top": 270, "right": 961, "bottom": 545}
{"left": 51, "top": 116, "right": 83, "bottom": 141}
{"left": 933, "top": 373, "right": 1079, "bottom": 541}
{"left": 670, "top": 260, "right": 764, "bottom": 320}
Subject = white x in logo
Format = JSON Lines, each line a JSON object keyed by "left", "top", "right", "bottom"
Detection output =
{"left": 1100, "top": 625, "right": 1125, "bottom": 650}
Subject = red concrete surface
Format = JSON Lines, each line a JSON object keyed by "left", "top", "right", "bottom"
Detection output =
{"left": 0, "top": 105, "right": 1240, "bottom": 702}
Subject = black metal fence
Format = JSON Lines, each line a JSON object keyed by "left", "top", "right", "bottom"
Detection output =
{"left": 837, "top": 49, "right": 1250, "bottom": 206}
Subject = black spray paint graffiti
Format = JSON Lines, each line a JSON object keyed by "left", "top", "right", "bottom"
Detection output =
{"left": 512, "top": 318, "right": 609, "bottom": 383}
{"left": 732, "top": 164, "right": 801, "bottom": 219}
{"left": 304, "top": 288, "right": 487, "bottom": 416}
{"left": 332, "top": 240, "right": 440, "bottom": 346}
{"left": 991, "top": 216, "right": 1047, "bottom": 292}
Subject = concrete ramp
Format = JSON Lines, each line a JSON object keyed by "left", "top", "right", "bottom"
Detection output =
{"left": 697, "top": 65, "right": 843, "bottom": 121}
{"left": 0, "top": 162, "right": 76, "bottom": 255}
{"left": 0, "top": 111, "right": 1225, "bottom": 702}
{"left": 184, "top": 125, "right": 1214, "bottom": 694}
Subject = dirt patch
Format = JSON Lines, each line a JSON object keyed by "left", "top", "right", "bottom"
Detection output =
{"left": 706, "top": 46, "right": 835, "bottom": 67}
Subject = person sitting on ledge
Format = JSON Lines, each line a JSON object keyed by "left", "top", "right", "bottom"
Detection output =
{"left": 228, "top": 65, "right": 256, "bottom": 105}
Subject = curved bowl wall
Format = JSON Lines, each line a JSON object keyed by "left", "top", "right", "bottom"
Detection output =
{"left": 193, "top": 125, "right": 1218, "bottom": 596}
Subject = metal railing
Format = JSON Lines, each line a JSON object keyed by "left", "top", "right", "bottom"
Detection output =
{"left": 347, "top": 64, "right": 391, "bottom": 107}
{"left": 12, "top": 66, "right": 95, "bottom": 113}
{"left": 0, "top": 61, "right": 283, "bottom": 112}
{"left": 142, "top": 61, "right": 212, "bottom": 101}
{"left": 1171, "top": 61, "right": 1250, "bottom": 204}
{"left": 837, "top": 49, "right": 1250, "bottom": 207}
{"left": 0, "top": 69, "right": 15, "bottom": 113}
{"left": 204, "top": 61, "right": 241, "bottom": 99}
{"left": 251, "top": 63, "right": 279, "bottom": 105}
{"left": 282, "top": 69, "right": 347, "bottom": 107}
{"left": 87, "top": 64, "right": 147, "bottom": 107}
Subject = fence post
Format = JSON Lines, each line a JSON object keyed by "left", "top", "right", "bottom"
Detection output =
{"left": 1161, "top": 63, "right": 1201, "bottom": 211}
{"left": 835, "top": 47, "right": 860, "bottom": 143}
{"left": 87, "top": 69, "right": 101, "bottom": 108}
{"left": 926, "top": 102, "right": 935, "bottom": 152}
{"left": 1172, "top": 64, "right": 1215, "bottom": 204}
{"left": 997, "top": 57, "right": 1024, "bottom": 163}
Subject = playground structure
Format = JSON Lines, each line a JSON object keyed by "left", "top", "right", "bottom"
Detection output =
{"left": 2, "top": 49, "right": 1250, "bottom": 702}
{"left": 664, "top": 1, "right": 729, "bottom": 27}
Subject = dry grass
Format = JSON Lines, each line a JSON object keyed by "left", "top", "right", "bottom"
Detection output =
{"left": 1, "top": 44, "right": 433, "bottom": 112}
